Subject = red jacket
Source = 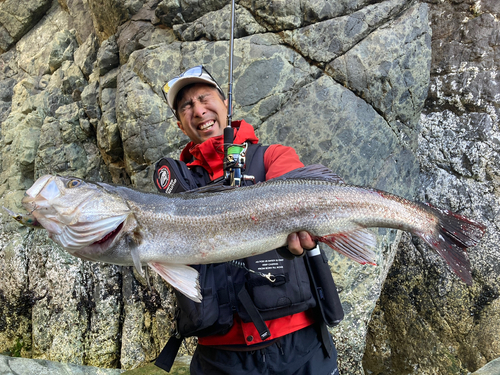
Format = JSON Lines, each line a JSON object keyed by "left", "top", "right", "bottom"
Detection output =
{"left": 180, "top": 120, "right": 305, "bottom": 181}
{"left": 179, "top": 120, "right": 315, "bottom": 346}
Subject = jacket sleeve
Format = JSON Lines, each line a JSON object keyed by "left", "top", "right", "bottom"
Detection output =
{"left": 263, "top": 144, "right": 304, "bottom": 180}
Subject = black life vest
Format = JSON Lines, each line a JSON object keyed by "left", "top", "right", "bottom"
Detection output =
{"left": 153, "top": 144, "right": 317, "bottom": 338}
{"left": 153, "top": 144, "right": 343, "bottom": 372}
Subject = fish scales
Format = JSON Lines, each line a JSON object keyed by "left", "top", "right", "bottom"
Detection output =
{"left": 80, "top": 179, "right": 435, "bottom": 264}
{"left": 20, "top": 165, "right": 486, "bottom": 302}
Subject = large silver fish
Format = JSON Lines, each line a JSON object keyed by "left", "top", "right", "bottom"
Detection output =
{"left": 21, "top": 165, "right": 486, "bottom": 302}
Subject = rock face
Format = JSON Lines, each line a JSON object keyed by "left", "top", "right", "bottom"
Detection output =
{"left": 0, "top": 0, "right": 497, "bottom": 374}
{"left": 0, "top": 0, "right": 52, "bottom": 53}
{"left": 0, "top": 353, "right": 124, "bottom": 374}
{"left": 363, "top": 1, "right": 500, "bottom": 374}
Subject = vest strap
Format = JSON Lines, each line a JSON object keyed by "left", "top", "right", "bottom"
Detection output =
{"left": 154, "top": 334, "right": 183, "bottom": 372}
{"left": 237, "top": 287, "right": 271, "bottom": 340}
{"left": 318, "top": 321, "right": 334, "bottom": 358}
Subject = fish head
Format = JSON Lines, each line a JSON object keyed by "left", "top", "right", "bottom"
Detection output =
{"left": 22, "top": 175, "right": 132, "bottom": 256}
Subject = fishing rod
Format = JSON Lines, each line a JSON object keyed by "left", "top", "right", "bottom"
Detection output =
{"left": 222, "top": 0, "right": 253, "bottom": 187}
{"left": 221, "top": 0, "right": 275, "bottom": 288}
{"left": 226, "top": 0, "right": 235, "bottom": 131}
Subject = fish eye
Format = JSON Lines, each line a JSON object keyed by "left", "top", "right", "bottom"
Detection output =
{"left": 67, "top": 179, "right": 82, "bottom": 188}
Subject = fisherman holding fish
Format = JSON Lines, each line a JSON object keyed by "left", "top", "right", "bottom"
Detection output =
{"left": 18, "top": 57, "right": 485, "bottom": 375}
{"left": 154, "top": 66, "right": 342, "bottom": 374}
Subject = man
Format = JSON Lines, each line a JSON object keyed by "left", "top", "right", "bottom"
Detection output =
{"left": 155, "top": 65, "right": 340, "bottom": 375}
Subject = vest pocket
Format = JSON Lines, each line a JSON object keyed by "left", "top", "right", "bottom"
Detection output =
{"left": 242, "top": 250, "right": 316, "bottom": 321}
{"left": 175, "top": 264, "right": 234, "bottom": 337}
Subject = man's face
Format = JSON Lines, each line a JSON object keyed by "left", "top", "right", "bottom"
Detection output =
{"left": 176, "top": 84, "right": 228, "bottom": 144}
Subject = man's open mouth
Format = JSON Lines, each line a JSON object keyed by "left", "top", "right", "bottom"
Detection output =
{"left": 198, "top": 120, "right": 215, "bottom": 130}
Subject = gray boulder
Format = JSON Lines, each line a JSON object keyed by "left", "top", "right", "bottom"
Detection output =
{"left": 0, "top": 354, "right": 124, "bottom": 374}
{"left": 74, "top": 33, "right": 100, "bottom": 79}
{"left": 0, "top": 0, "right": 52, "bottom": 53}
{"left": 58, "top": 0, "right": 96, "bottom": 45}
{"left": 87, "top": 0, "right": 144, "bottom": 42}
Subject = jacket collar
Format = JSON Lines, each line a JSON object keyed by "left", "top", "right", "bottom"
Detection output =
{"left": 179, "top": 120, "right": 259, "bottom": 180}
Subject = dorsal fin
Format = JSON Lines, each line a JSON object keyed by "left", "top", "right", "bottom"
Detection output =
{"left": 181, "top": 182, "right": 236, "bottom": 195}
{"left": 272, "top": 164, "right": 344, "bottom": 184}
{"left": 181, "top": 164, "right": 343, "bottom": 195}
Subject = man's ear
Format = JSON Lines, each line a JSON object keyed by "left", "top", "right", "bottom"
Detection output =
{"left": 177, "top": 121, "right": 187, "bottom": 135}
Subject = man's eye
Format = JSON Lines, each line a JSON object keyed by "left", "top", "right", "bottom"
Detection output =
{"left": 180, "top": 103, "right": 192, "bottom": 112}
{"left": 200, "top": 94, "right": 211, "bottom": 102}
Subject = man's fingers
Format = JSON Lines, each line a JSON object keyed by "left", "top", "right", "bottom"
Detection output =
{"left": 298, "top": 231, "right": 316, "bottom": 250}
{"left": 287, "top": 233, "right": 304, "bottom": 256}
{"left": 287, "top": 231, "right": 316, "bottom": 256}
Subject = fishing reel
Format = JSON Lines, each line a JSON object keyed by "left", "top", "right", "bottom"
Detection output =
{"left": 223, "top": 142, "right": 255, "bottom": 187}
{"left": 222, "top": 125, "right": 254, "bottom": 187}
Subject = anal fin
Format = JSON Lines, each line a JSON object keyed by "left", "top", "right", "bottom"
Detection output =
{"left": 318, "top": 228, "right": 377, "bottom": 266}
{"left": 148, "top": 262, "right": 202, "bottom": 303}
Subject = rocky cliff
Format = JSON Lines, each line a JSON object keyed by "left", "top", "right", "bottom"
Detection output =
{"left": 364, "top": 1, "right": 500, "bottom": 374}
{"left": 0, "top": 0, "right": 497, "bottom": 374}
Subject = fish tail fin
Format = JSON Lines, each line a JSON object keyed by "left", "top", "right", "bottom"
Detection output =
{"left": 317, "top": 228, "right": 378, "bottom": 266}
{"left": 420, "top": 205, "right": 486, "bottom": 285}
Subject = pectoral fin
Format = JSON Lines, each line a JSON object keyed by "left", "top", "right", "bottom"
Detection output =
{"left": 148, "top": 262, "right": 202, "bottom": 303}
{"left": 318, "top": 228, "right": 378, "bottom": 266}
{"left": 131, "top": 246, "right": 144, "bottom": 277}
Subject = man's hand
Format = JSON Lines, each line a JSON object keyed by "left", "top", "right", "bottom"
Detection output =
{"left": 286, "top": 231, "right": 316, "bottom": 256}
